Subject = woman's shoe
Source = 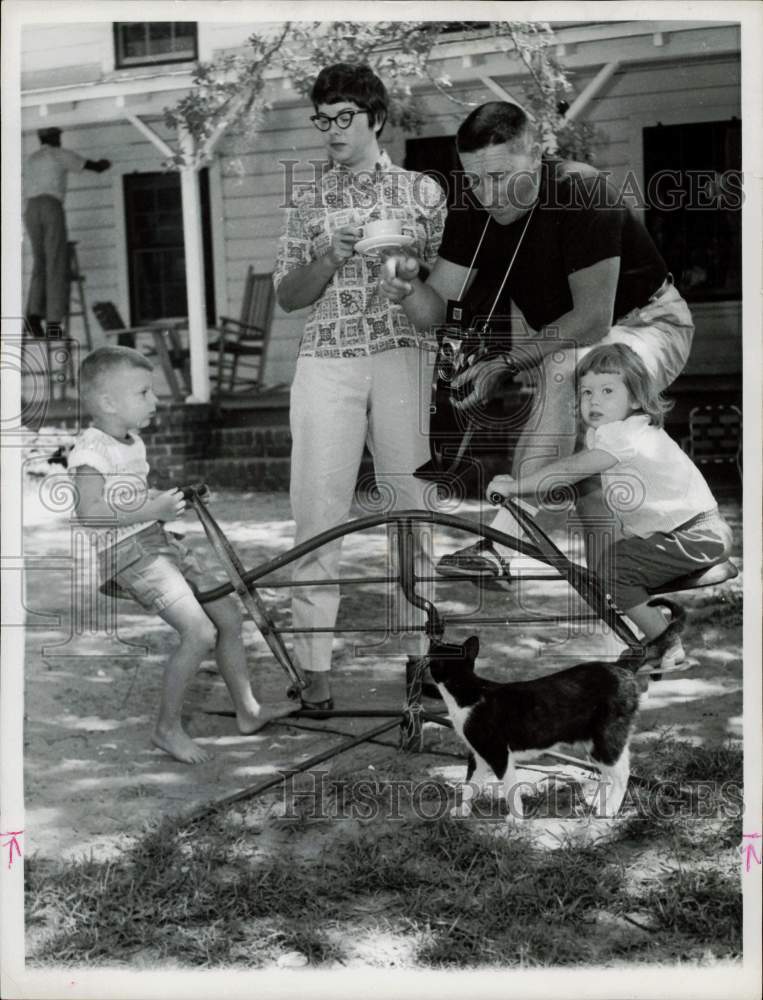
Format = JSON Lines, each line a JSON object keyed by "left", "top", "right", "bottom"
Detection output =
{"left": 299, "top": 696, "right": 335, "bottom": 712}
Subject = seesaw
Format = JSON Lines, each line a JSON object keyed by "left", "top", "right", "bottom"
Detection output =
{"left": 101, "top": 483, "right": 738, "bottom": 825}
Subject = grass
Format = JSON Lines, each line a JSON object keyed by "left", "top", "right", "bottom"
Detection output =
{"left": 26, "top": 735, "right": 744, "bottom": 969}
{"left": 692, "top": 589, "right": 743, "bottom": 628}
{"left": 618, "top": 730, "right": 744, "bottom": 854}
{"left": 642, "top": 868, "right": 742, "bottom": 951}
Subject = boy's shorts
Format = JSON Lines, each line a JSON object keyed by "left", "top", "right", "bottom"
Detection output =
{"left": 100, "top": 522, "right": 207, "bottom": 614}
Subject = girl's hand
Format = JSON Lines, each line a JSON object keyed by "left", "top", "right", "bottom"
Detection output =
{"left": 150, "top": 488, "right": 186, "bottom": 521}
{"left": 327, "top": 225, "right": 362, "bottom": 268}
{"left": 487, "top": 475, "right": 517, "bottom": 502}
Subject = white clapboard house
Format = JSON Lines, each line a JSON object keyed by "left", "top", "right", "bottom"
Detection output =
{"left": 17, "top": 17, "right": 742, "bottom": 482}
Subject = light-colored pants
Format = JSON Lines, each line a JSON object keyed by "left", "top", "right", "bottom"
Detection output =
{"left": 289, "top": 349, "right": 434, "bottom": 673}
{"left": 492, "top": 280, "right": 695, "bottom": 555}
{"left": 24, "top": 195, "right": 69, "bottom": 324}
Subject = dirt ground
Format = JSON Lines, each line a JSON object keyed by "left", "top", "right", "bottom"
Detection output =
{"left": 20, "top": 484, "right": 744, "bottom": 863}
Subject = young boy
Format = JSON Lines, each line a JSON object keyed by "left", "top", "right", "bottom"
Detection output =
{"left": 69, "top": 346, "right": 294, "bottom": 764}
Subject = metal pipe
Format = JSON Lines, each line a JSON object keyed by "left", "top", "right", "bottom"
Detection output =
{"left": 195, "top": 508, "right": 555, "bottom": 604}
{"left": 181, "top": 719, "right": 402, "bottom": 827}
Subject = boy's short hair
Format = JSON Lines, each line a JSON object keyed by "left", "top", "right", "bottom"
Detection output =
{"left": 79, "top": 346, "right": 152, "bottom": 405}
{"left": 310, "top": 63, "right": 388, "bottom": 137}
{"left": 456, "top": 101, "right": 537, "bottom": 154}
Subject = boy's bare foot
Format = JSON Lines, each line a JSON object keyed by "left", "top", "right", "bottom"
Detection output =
{"left": 237, "top": 701, "right": 298, "bottom": 735}
{"left": 152, "top": 727, "right": 212, "bottom": 764}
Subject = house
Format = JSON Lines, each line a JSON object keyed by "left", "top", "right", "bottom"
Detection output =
{"left": 16, "top": 15, "right": 743, "bottom": 485}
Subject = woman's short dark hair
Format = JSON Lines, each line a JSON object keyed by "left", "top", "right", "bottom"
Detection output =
{"left": 457, "top": 101, "right": 535, "bottom": 153}
{"left": 310, "top": 63, "right": 388, "bottom": 137}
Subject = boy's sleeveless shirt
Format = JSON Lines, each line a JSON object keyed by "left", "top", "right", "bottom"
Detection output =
{"left": 67, "top": 426, "right": 156, "bottom": 551}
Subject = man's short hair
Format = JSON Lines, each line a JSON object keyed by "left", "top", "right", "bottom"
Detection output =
{"left": 37, "top": 126, "right": 62, "bottom": 144}
{"left": 79, "top": 346, "right": 152, "bottom": 400}
{"left": 456, "top": 101, "right": 537, "bottom": 154}
{"left": 310, "top": 63, "right": 388, "bottom": 137}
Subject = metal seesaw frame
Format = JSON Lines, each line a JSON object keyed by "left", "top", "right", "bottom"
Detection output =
{"left": 103, "top": 484, "right": 736, "bottom": 826}
{"left": 176, "top": 486, "right": 643, "bottom": 752}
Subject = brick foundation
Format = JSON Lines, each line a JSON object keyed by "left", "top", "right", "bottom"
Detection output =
{"left": 32, "top": 400, "right": 293, "bottom": 491}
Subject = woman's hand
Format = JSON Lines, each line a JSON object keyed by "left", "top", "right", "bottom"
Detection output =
{"left": 379, "top": 253, "right": 420, "bottom": 302}
{"left": 487, "top": 475, "right": 518, "bottom": 503}
{"left": 326, "top": 225, "right": 362, "bottom": 268}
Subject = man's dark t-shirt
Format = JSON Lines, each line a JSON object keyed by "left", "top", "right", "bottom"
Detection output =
{"left": 437, "top": 157, "right": 667, "bottom": 336}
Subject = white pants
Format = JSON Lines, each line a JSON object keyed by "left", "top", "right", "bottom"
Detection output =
{"left": 289, "top": 349, "right": 434, "bottom": 673}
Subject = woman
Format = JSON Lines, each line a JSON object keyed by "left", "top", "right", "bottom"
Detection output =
{"left": 273, "top": 63, "right": 446, "bottom": 707}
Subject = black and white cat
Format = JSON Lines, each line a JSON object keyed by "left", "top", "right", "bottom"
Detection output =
{"left": 427, "top": 635, "right": 643, "bottom": 819}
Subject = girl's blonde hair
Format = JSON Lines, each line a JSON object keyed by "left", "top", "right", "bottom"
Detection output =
{"left": 576, "top": 343, "right": 673, "bottom": 427}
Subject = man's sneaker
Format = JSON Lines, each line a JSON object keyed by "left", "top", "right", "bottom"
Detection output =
{"left": 435, "top": 539, "right": 510, "bottom": 579}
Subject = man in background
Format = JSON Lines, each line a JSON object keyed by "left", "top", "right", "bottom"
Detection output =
{"left": 24, "top": 126, "right": 110, "bottom": 338}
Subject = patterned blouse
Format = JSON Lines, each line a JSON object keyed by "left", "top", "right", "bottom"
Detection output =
{"left": 273, "top": 151, "right": 446, "bottom": 358}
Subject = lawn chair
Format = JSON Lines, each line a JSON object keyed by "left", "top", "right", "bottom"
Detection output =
{"left": 683, "top": 404, "right": 742, "bottom": 484}
{"left": 92, "top": 302, "right": 190, "bottom": 402}
{"left": 207, "top": 268, "right": 276, "bottom": 394}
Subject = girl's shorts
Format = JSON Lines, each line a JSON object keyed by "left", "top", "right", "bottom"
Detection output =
{"left": 100, "top": 522, "right": 206, "bottom": 614}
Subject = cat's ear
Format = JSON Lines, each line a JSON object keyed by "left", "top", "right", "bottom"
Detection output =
{"left": 464, "top": 635, "right": 479, "bottom": 659}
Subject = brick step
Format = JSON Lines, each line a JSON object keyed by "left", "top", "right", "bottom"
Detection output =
{"left": 205, "top": 425, "right": 291, "bottom": 459}
{"left": 184, "top": 456, "right": 291, "bottom": 491}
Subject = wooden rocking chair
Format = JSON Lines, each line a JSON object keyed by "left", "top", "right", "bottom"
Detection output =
{"left": 208, "top": 267, "right": 276, "bottom": 394}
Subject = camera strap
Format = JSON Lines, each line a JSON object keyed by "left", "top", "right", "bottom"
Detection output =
{"left": 456, "top": 215, "right": 492, "bottom": 301}
{"left": 482, "top": 199, "right": 538, "bottom": 331}
{"left": 448, "top": 199, "right": 539, "bottom": 332}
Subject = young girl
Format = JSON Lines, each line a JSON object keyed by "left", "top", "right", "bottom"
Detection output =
{"left": 488, "top": 343, "right": 733, "bottom": 671}
{"left": 69, "top": 346, "right": 294, "bottom": 764}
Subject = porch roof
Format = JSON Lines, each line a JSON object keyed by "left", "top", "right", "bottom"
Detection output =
{"left": 20, "top": 19, "right": 741, "bottom": 132}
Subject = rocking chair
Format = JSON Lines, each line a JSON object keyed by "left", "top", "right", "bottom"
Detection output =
{"left": 207, "top": 267, "right": 276, "bottom": 394}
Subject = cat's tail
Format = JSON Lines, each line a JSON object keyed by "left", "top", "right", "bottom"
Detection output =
{"left": 616, "top": 598, "right": 686, "bottom": 673}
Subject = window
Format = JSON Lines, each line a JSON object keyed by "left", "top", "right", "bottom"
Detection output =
{"left": 643, "top": 119, "right": 741, "bottom": 303}
{"left": 114, "top": 22, "right": 197, "bottom": 69}
{"left": 438, "top": 22, "right": 492, "bottom": 35}
{"left": 123, "top": 170, "right": 215, "bottom": 326}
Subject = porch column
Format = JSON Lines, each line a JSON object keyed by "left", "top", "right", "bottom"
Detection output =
{"left": 179, "top": 127, "right": 210, "bottom": 403}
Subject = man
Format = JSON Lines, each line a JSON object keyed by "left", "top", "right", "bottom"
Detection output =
{"left": 381, "top": 101, "right": 694, "bottom": 579}
{"left": 24, "top": 127, "right": 110, "bottom": 338}
{"left": 273, "top": 63, "right": 446, "bottom": 708}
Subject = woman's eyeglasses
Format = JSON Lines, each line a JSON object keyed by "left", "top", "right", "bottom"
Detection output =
{"left": 310, "top": 109, "right": 370, "bottom": 132}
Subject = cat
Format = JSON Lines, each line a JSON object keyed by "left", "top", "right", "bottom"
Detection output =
{"left": 426, "top": 633, "right": 648, "bottom": 820}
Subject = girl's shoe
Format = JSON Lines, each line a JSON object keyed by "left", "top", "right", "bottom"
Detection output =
{"left": 641, "top": 618, "right": 689, "bottom": 676}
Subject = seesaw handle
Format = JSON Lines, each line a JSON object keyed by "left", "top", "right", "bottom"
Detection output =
{"left": 489, "top": 493, "right": 539, "bottom": 517}
{"left": 178, "top": 482, "right": 210, "bottom": 503}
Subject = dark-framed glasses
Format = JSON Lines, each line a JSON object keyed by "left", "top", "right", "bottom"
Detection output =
{"left": 310, "top": 109, "right": 370, "bottom": 132}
